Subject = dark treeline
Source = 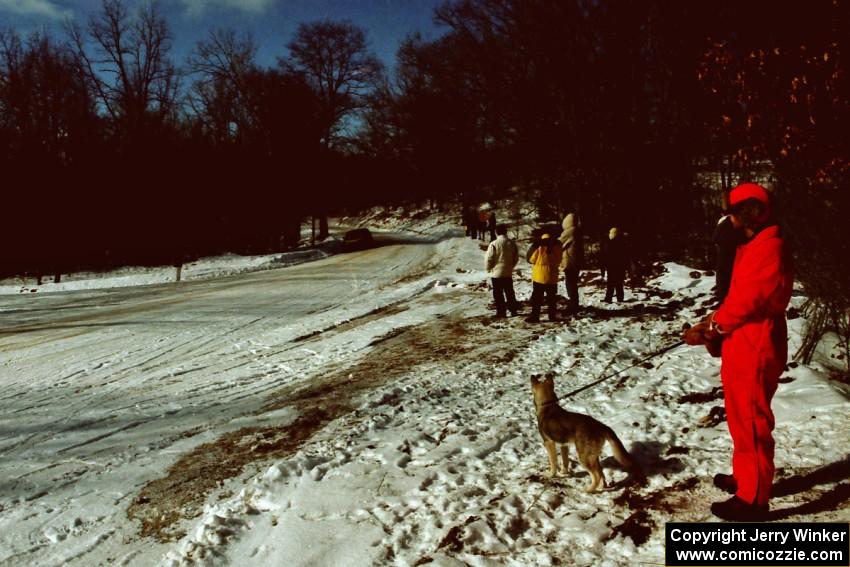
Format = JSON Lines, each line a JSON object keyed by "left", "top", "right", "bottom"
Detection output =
{"left": 0, "top": 2, "right": 393, "bottom": 277}
{"left": 2, "top": 1, "right": 848, "bottom": 345}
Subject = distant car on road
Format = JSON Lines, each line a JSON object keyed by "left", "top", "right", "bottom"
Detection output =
{"left": 342, "top": 228, "right": 374, "bottom": 251}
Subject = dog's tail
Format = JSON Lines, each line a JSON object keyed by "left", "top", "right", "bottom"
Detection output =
{"left": 604, "top": 427, "right": 638, "bottom": 474}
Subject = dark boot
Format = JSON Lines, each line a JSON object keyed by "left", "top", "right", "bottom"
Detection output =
{"left": 713, "top": 473, "right": 737, "bottom": 495}
{"left": 509, "top": 299, "right": 521, "bottom": 316}
{"left": 710, "top": 496, "right": 769, "bottom": 521}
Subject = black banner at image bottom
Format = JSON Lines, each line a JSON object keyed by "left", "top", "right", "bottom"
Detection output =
{"left": 665, "top": 522, "right": 849, "bottom": 566}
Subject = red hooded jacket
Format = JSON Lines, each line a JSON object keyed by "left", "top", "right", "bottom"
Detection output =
{"left": 713, "top": 225, "right": 793, "bottom": 376}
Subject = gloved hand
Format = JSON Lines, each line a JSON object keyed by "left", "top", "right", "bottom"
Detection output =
{"left": 682, "top": 316, "right": 723, "bottom": 356}
{"left": 682, "top": 320, "right": 711, "bottom": 345}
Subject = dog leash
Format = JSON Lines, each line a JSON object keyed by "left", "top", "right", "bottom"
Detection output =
{"left": 560, "top": 339, "right": 685, "bottom": 400}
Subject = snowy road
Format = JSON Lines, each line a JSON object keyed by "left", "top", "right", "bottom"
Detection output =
{"left": 0, "top": 233, "right": 476, "bottom": 566}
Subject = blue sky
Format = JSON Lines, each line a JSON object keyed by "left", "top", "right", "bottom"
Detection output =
{"left": 0, "top": 0, "right": 447, "bottom": 70}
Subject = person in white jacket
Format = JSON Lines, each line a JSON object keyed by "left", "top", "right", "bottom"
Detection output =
{"left": 485, "top": 224, "right": 520, "bottom": 317}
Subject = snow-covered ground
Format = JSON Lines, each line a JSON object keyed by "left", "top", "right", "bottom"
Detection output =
{"left": 0, "top": 208, "right": 847, "bottom": 567}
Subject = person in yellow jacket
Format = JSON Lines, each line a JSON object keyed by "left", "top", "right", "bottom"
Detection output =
{"left": 526, "top": 233, "right": 563, "bottom": 322}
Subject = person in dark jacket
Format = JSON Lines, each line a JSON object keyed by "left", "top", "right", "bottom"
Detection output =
{"left": 713, "top": 214, "right": 743, "bottom": 304}
{"left": 464, "top": 207, "right": 479, "bottom": 239}
{"left": 602, "top": 227, "right": 628, "bottom": 303}
{"left": 487, "top": 211, "right": 497, "bottom": 242}
{"left": 477, "top": 209, "right": 489, "bottom": 242}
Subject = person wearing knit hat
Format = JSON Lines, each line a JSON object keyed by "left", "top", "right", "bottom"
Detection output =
{"left": 726, "top": 182, "right": 773, "bottom": 227}
{"left": 682, "top": 182, "right": 793, "bottom": 521}
{"left": 602, "top": 226, "right": 628, "bottom": 303}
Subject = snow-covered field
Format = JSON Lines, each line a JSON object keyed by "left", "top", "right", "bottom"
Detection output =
{"left": 1, "top": 209, "right": 847, "bottom": 567}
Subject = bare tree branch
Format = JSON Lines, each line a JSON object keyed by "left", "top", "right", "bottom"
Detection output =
{"left": 285, "top": 19, "right": 383, "bottom": 149}
{"left": 65, "top": 0, "right": 177, "bottom": 137}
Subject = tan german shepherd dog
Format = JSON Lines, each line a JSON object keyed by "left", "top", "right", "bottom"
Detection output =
{"left": 531, "top": 374, "right": 637, "bottom": 492}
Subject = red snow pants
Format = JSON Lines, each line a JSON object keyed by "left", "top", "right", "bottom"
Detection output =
{"left": 720, "top": 355, "right": 780, "bottom": 505}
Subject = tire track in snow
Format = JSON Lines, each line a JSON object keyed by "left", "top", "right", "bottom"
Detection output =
{"left": 127, "top": 294, "right": 534, "bottom": 542}
{"left": 57, "top": 419, "right": 151, "bottom": 454}
{"left": 6, "top": 316, "right": 270, "bottom": 434}
{"left": 0, "top": 239, "right": 459, "bottom": 565}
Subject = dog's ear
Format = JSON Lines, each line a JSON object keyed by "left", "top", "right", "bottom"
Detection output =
{"left": 530, "top": 374, "right": 540, "bottom": 385}
{"left": 544, "top": 371, "right": 556, "bottom": 382}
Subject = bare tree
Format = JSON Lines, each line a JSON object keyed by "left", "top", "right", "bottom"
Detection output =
{"left": 67, "top": 0, "right": 178, "bottom": 139}
{"left": 285, "top": 19, "right": 383, "bottom": 150}
{"left": 190, "top": 29, "right": 256, "bottom": 88}
{"left": 285, "top": 20, "right": 382, "bottom": 239}
{"left": 0, "top": 30, "right": 97, "bottom": 162}
{"left": 187, "top": 29, "right": 258, "bottom": 145}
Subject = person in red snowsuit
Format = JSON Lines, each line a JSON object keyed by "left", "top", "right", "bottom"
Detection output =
{"left": 683, "top": 182, "right": 793, "bottom": 521}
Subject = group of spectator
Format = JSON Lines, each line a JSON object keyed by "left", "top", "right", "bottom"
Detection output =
{"left": 463, "top": 206, "right": 497, "bottom": 242}
{"left": 483, "top": 213, "right": 630, "bottom": 322}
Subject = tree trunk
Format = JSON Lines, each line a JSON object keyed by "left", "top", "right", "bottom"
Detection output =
{"left": 796, "top": 299, "right": 828, "bottom": 365}
{"left": 555, "top": 175, "right": 565, "bottom": 219}
{"left": 319, "top": 215, "right": 329, "bottom": 240}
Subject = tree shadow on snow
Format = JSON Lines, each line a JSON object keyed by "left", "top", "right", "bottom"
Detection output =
{"left": 768, "top": 455, "right": 850, "bottom": 519}
{"left": 582, "top": 303, "right": 684, "bottom": 322}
